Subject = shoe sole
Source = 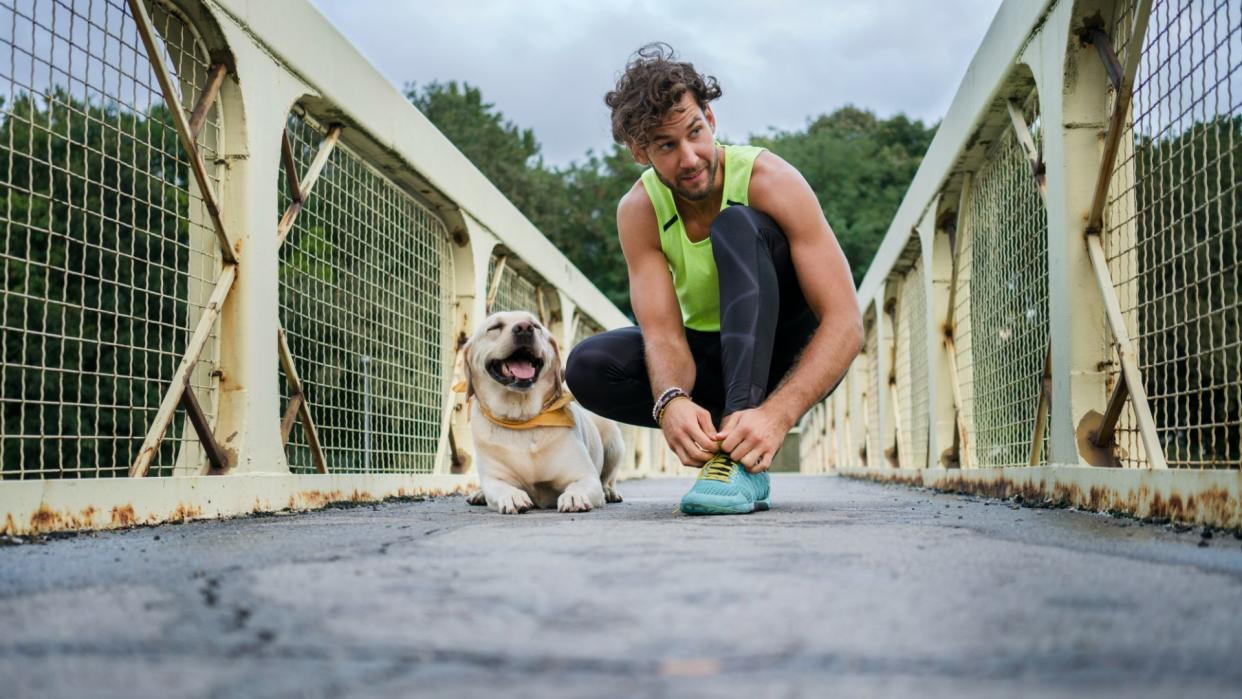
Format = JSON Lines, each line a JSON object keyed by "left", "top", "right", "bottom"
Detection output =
{"left": 680, "top": 497, "right": 771, "bottom": 516}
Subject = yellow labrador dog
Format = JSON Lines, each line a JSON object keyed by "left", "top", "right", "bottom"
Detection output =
{"left": 462, "top": 311, "right": 623, "bottom": 514}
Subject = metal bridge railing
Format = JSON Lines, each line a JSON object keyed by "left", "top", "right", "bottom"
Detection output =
{"left": 800, "top": 0, "right": 1242, "bottom": 529}
{"left": 1104, "top": 0, "right": 1241, "bottom": 469}
{"left": 278, "top": 111, "right": 453, "bottom": 476}
{"left": 1, "top": 0, "right": 223, "bottom": 479}
{"left": 0, "top": 0, "right": 639, "bottom": 534}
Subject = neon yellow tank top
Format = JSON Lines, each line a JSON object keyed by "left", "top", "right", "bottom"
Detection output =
{"left": 640, "top": 143, "right": 766, "bottom": 332}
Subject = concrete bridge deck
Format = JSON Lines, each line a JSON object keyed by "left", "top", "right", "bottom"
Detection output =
{"left": 3, "top": 475, "right": 1242, "bottom": 698}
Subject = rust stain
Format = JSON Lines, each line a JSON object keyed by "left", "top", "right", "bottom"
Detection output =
{"left": 111, "top": 504, "right": 136, "bottom": 528}
{"left": 169, "top": 503, "right": 202, "bottom": 523}
{"left": 296, "top": 490, "right": 343, "bottom": 510}
{"left": 4, "top": 482, "right": 475, "bottom": 536}
{"left": 1076, "top": 410, "right": 1121, "bottom": 468}
{"left": 842, "top": 468, "right": 1242, "bottom": 531}
{"left": 30, "top": 505, "right": 60, "bottom": 532}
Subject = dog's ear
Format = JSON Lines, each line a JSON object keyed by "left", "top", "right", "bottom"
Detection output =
{"left": 452, "top": 338, "right": 474, "bottom": 402}
{"left": 548, "top": 333, "right": 565, "bottom": 403}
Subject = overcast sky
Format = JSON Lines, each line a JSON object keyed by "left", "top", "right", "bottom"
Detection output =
{"left": 306, "top": 0, "right": 1005, "bottom": 166}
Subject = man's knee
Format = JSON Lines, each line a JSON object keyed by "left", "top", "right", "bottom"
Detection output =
{"left": 565, "top": 335, "right": 615, "bottom": 399}
{"left": 710, "top": 205, "right": 782, "bottom": 248}
{"left": 564, "top": 340, "right": 596, "bottom": 395}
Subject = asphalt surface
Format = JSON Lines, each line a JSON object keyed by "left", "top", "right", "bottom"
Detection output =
{"left": 3, "top": 474, "right": 1242, "bottom": 698}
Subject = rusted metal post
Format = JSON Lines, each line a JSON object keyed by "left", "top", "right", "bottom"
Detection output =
{"left": 280, "top": 129, "right": 304, "bottom": 204}
{"left": 486, "top": 255, "right": 508, "bottom": 310}
{"left": 131, "top": 264, "right": 238, "bottom": 477}
{"left": 1029, "top": 347, "right": 1051, "bottom": 465}
{"left": 188, "top": 62, "right": 229, "bottom": 141}
{"left": 1084, "top": 3, "right": 1153, "bottom": 236}
{"left": 181, "top": 387, "right": 230, "bottom": 475}
{"left": 278, "top": 328, "right": 328, "bottom": 474}
{"left": 125, "top": 0, "right": 237, "bottom": 263}
{"left": 1093, "top": 375, "right": 1129, "bottom": 448}
{"left": 276, "top": 124, "right": 343, "bottom": 248}
{"left": 1085, "top": 235, "right": 1166, "bottom": 469}
{"left": 280, "top": 393, "right": 304, "bottom": 445}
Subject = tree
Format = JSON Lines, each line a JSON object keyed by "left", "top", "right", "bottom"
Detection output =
{"left": 1, "top": 89, "right": 193, "bottom": 478}
{"left": 752, "top": 106, "right": 937, "bottom": 286}
{"left": 407, "top": 84, "right": 936, "bottom": 313}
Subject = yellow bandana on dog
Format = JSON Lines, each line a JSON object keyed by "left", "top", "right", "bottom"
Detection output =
{"left": 475, "top": 391, "right": 577, "bottom": 430}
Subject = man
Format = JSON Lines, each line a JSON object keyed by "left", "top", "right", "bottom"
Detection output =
{"left": 566, "top": 43, "right": 862, "bottom": 515}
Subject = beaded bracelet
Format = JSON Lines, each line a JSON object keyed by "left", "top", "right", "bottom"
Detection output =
{"left": 652, "top": 387, "right": 690, "bottom": 426}
{"left": 655, "top": 395, "right": 689, "bottom": 427}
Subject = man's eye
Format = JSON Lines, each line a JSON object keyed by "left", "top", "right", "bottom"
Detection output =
{"left": 690, "top": 127, "right": 701, "bottom": 137}
{"left": 659, "top": 142, "right": 673, "bottom": 151}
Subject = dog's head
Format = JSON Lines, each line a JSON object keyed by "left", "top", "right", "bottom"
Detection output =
{"left": 463, "top": 311, "right": 564, "bottom": 418}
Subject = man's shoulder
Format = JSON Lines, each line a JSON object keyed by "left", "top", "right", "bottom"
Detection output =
{"left": 617, "top": 178, "right": 658, "bottom": 240}
{"left": 747, "top": 150, "right": 806, "bottom": 206}
{"left": 618, "top": 177, "right": 653, "bottom": 216}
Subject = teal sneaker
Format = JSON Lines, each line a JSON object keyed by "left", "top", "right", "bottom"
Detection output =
{"left": 679, "top": 453, "right": 771, "bottom": 515}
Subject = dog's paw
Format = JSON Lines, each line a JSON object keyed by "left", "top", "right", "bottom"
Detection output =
{"left": 495, "top": 490, "right": 534, "bottom": 515}
{"left": 465, "top": 490, "right": 487, "bottom": 506}
{"left": 558, "top": 490, "right": 594, "bottom": 513}
{"left": 603, "top": 484, "right": 623, "bottom": 503}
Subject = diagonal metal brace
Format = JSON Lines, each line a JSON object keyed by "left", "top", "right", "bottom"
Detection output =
{"left": 125, "top": 0, "right": 237, "bottom": 264}
{"left": 131, "top": 264, "right": 237, "bottom": 477}
{"left": 1078, "top": 4, "right": 1166, "bottom": 468}
{"left": 278, "top": 327, "right": 328, "bottom": 474}
{"left": 276, "top": 124, "right": 343, "bottom": 249}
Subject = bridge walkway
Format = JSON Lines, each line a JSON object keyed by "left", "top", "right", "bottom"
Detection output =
{"left": 4, "top": 475, "right": 1242, "bottom": 698}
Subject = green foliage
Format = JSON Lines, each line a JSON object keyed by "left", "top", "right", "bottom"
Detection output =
{"left": 1131, "top": 115, "right": 1242, "bottom": 465}
{"left": 752, "top": 106, "right": 936, "bottom": 286}
{"left": 405, "top": 83, "right": 935, "bottom": 312}
{"left": 1, "top": 89, "right": 194, "bottom": 478}
{"left": 404, "top": 81, "right": 642, "bottom": 314}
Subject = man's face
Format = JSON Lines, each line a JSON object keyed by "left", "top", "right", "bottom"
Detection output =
{"left": 630, "top": 92, "right": 719, "bottom": 202}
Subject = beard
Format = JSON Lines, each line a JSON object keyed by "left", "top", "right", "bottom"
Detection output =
{"left": 655, "top": 148, "right": 719, "bottom": 202}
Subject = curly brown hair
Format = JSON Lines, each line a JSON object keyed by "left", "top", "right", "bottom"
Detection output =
{"left": 605, "top": 42, "right": 722, "bottom": 148}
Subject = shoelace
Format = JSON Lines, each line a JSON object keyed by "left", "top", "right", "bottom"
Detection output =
{"left": 699, "top": 454, "right": 736, "bottom": 483}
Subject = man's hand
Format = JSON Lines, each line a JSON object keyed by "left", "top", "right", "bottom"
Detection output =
{"left": 715, "top": 406, "right": 792, "bottom": 473}
{"left": 660, "top": 398, "right": 718, "bottom": 468}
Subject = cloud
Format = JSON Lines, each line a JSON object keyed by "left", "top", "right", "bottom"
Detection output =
{"left": 308, "top": 0, "right": 1002, "bottom": 166}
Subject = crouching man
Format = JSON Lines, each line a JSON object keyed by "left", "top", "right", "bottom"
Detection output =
{"left": 566, "top": 43, "right": 863, "bottom": 515}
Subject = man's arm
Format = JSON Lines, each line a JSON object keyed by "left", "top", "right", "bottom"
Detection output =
{"left": 617, "top": 184, "right": 718, "bottom": 467}
{"left": 716, "top": 152, "right": 864, "bottom": 471}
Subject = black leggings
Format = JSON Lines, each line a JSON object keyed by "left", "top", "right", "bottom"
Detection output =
{"left": 566, "top": 206, "right": 818, "bottom": 429}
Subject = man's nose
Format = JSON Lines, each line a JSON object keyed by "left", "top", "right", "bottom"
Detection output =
{"left": 678, "top": 142, "right": 698, "bottom": 169}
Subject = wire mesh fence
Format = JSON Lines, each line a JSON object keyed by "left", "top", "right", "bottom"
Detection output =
{"left": 897, "top": 259, "right": 929, "bottom": 469}
{"left": 486, "top": 252, "right": 545, "bottom": 319}
{"left": 572, "top": 312, "right": 604, "bottom": 346}
{"left": 964, "top": 94, "right": 1050, "bottom": 468}
{"left": 846, "top": 365, "right": 864, "bottom": 466}
{"left": 863, "top": 314, "right": 881, "bottom": 467}
{"left": 953, "top": 191, "right": 978, "bottom": 466}
{"left": 1105, "top": 0, "right": 1241, "bottom": 469}
{"left": 278, "top": 111, "right": 453, "bottom": 475}
{"left": 1, "top": 0, "right": 221, "bottom": 480}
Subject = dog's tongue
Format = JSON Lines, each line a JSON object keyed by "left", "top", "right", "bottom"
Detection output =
{"left": 506, "top": 359, "right": 536, "bottom": 380}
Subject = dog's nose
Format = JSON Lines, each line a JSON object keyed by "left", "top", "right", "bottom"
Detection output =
{"left": 512, "top": 322, "right": 534, "bottom": 337}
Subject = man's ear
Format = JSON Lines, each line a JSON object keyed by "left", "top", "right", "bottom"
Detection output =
{"left": 704, "top": 104, "right": 717, "bottom": 135}
{"left": 627, "top": 141, "right": 649, "bottom": 167}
